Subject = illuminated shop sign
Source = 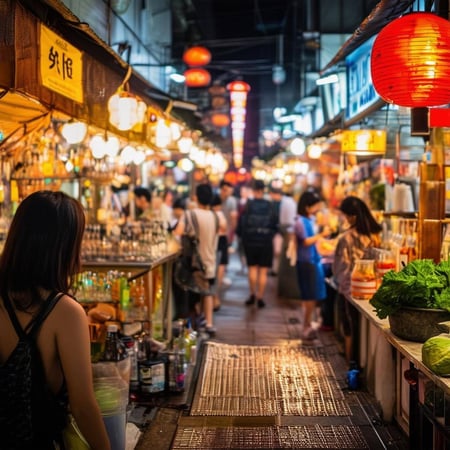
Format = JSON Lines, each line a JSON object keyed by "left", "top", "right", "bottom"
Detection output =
{"left": 345, "top": 35, "right": 379, "bottom": 120}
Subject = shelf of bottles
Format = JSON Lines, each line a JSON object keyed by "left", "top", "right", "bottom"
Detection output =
{"left": 82, "top": 220, "right": 169, "bottom": 264}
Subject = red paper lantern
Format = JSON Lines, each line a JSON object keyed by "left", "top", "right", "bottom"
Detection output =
{"left": 226, "top": 80, "right": 251, "bottom": 93}
{"left": 371, "top": 12, "right": 450, "bottom": 107}
{"left": 182, "top": 46, "right": 211, "bottom": 67}
{"left": 184, "top": 68, "right": 211, "bottom": 88}
{"left": 211, "top": 113, "right": 230, "bottom": 128}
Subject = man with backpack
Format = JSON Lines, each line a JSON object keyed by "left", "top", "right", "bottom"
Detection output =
{"left": 173, "top": 183, "right": 226, "bottom": 335}
{"left": 236, "top": 179, "right": 279, "bottom": 308}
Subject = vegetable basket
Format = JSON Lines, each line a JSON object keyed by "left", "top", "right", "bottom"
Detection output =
{"left": 388, "top": 307, "right": 450, "bottom": 342}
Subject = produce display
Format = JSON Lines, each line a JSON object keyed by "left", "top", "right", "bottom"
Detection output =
{"left": 370, "top": 259, "right": 450, "bottom": 319}
{"left": 422, "top": 334, "right": 450, "bottom": 377}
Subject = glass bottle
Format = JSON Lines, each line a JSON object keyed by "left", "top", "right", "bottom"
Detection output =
{"left": 103, "top": 324, "right": 126, "bottom": 361}
{"left": 351, "top": 259, "right": 377, "bottom": 300}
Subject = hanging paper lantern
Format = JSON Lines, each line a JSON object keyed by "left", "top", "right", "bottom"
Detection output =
{"left": 371, "top": 12, "right": 450, "bottom": 107}
{"left": 184, "top": 68, "right": 211, "bottom": 88}
{"left": 182, "top": 46, "right": 211, "bottom": 67}
{"left": 227, "top": 81, "right": 251, "bottom": 168}
{"left": 211, "top": 113, "right": 231, "bottom": 128}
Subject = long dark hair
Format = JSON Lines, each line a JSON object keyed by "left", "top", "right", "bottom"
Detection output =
{"left": 297, "top": 190, "right": 323, "bottom": 217}
{"left": 0, "top": 190, "right": 85, "bottom": 309}
{"left": 339, "top": 195, "right": 382, "bottom": 237}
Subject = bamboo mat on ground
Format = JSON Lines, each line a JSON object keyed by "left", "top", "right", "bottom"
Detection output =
{"left": 171, "top": 425, "right": 369, "bottom": 449}
{"left": 190, "top": 342, "right": 351, "bottom": 417}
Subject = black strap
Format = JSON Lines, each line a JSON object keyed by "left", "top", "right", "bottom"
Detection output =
{"left": 3, "top": 292, "right": 65, "bottom": 340}
{"left": 190, "top": 210, "right": 200, "bottom": 236}
{"left": 186, "top": 210, "right": 219, "bottom": 237}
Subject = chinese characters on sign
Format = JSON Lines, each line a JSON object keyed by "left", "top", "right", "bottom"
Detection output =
{"left": 39, "top": 24, "right": 83, "bottom": 103}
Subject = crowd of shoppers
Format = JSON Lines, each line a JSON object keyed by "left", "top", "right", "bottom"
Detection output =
{"left": 118, "top": 178, "right": 384, "bottom": 366}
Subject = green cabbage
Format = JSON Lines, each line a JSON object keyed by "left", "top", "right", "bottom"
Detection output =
{"left": 422, "top": 335, "right": 450, "bottom": 377}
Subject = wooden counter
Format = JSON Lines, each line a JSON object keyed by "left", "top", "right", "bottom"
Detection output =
{"left": 350, "top": 297, "right": 450, "bottom": 394}
{"left": 349, "top": 296, "right": 450, "bottom": 448}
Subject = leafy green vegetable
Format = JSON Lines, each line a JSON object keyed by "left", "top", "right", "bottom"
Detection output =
{"left": 370, "top": 259, "right": 450, "bottom": 319}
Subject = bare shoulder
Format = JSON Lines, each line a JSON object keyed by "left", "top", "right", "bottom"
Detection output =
{"left": 52, "top": 294, "right": 87, "bottom": 323}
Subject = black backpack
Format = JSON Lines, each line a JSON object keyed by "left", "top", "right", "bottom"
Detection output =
{"left": 241, "top": 199, "right": 278, "bottom": 243}
{"left": 0, "top": 291, "right": 68, "bottom": 449}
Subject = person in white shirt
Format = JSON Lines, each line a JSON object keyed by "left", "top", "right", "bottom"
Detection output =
{"left": 174, "top": 184, "right": 227, "bottom": 335}
{"left": 277, "top": 190, "right": 301, "bottom": 299}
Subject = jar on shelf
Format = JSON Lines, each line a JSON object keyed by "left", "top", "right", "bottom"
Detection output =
{"left": 351, "top": 259, "right": 377, "bottom": 300}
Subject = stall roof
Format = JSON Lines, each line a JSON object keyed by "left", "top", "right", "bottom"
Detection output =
{"left": 320, "top": 0, "right": 415, "bottom": 74}
{"left": 0, "top": 0, "right": 202, "bottom": 150}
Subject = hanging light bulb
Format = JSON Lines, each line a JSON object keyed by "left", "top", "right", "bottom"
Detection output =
{"left": 90, "top": 134, "right": 107, "bottom": 159}
{"left": 177, "top": 136, "right": 193, "bottom": 154}
{"left": 177, "top": 157, "right": 194, "bottom": 172}
{"left": 155, "top": 119, "right": 172, "bottom": 148}
{"left": 133, "top": 149, "right": 146, "bottom": 165}
{"left": 108, "top": 66, "right": 147, "bottom": 131}
{"left": 105, "top": 136, "right": 120, "bottom": 157}
{"left": 307, "top": 143, "right": 322, "bottom": 159}
{"left": 289, "top": 137, "right": 306, "bottom": 155}
{"left": 61, "top": 120, "right": 87, "bottom": 144}
{"left": 120, "top": 145, "right": 137, "bottom": 164}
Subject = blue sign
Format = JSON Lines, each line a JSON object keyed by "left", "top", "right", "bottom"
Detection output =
{"left": 345, "top": 35, "right": 380, "bottom": 120}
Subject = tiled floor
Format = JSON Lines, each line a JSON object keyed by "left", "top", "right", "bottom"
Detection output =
{"left": 136, "top": 253, "right": 409, "bottom": 449}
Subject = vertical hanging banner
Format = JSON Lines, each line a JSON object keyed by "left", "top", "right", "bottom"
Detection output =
{"left": 39, "top": 24, "right": 84, "bottom": 103}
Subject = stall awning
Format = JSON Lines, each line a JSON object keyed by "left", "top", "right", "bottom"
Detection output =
{"left": 320, "top": 0, "right": 415, "bottom": 74}
{"left": 0, "top": 0, "right": 187, "bottom": 149}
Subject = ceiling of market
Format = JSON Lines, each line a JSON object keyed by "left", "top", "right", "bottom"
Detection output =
{"left": 169, "top": 0, "right": 417, "bottom": 163}
{"left": 0, "top": 0, "right": 423, "bottom": 161}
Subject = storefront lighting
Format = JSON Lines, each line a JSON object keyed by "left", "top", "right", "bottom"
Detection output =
{"left": 289, "top": 137, "right": 306, "bottom": 155}
{"left": 104, "top": 136, "right": 120, "bottom": 157}
{"left": 155, "top": 119, "right": 172, "bottom": 148}
{"left": 108, "top": 66, "right": 147, "bottom": 131}
{"left": 133, "top": 149, "right": 146, "bottom": 165}
{"left": 177, "top": 136, "right": 193, "bottom": 154}
{"left": 315, "top": 74, "right": 339, "bottom": 86}
{"left": 61, "top": 120, "right": 87, "bottom": 144}
{"left": 169, "top": 73, "right": 185, "bottom": 83}
{"left": 190, "top": 147, "right": 207, "bottom": 168}
{"left": 170, "top": 122, "right": 181, "bottom": 141}
{"left": 90, "top": 134, "right": 107, "bottom": 159}
{"left": 340, "top": 129, "right": 386, "bottom": 156}
{"left": 90, "top": 134, "right": 120, "bottom": 159}
{"left": 227, "top": 80, "right": 251, "bottom": 168}
{"left": 177, "top": 157, "right": 194, "bottom": 172}
{"left": 120, "top": 145, "right": 136, "bottom": 164}
{"left": 307, "top": 143, "right": 322, "bottom": 159}
{"left": 371, "top": 12, "right": 450, "bottom": 107}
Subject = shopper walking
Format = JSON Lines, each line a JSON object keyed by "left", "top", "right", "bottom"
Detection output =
{"left": 237, "top": 179, "right": 279, "bottom": 308}
{"left": 293, "top": 190, "right": 331, "bottom": 340}
{"left": 276, "top": 188, "right": 299, "bottom": 299}
{"left": 211, "top": 194, "right": 229, "bottom": 311}
{"left": 174, "top": 183, "right": 226, "bottom": 335}
{"left": 0, "top": 191, "right": 110, "bottom": 449}
{"left": 332, "top": 195, "right": 382, "bottom": 365}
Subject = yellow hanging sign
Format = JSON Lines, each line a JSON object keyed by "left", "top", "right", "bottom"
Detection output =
{"left": 39, "top": 24, "right": 83, "bottom": 103}
{"left": 341, "top": 129, "right": 387, "bottom": 155}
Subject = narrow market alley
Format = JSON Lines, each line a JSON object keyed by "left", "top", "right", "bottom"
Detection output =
{"left": 135, "top": 252, "right": 409, "bottom": 450}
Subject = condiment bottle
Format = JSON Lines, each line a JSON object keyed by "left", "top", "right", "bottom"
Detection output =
{"left": 351, "top": 259, "right": 377, "bottom": 300}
